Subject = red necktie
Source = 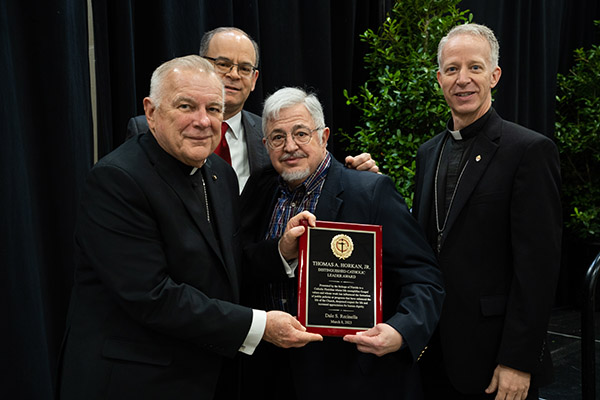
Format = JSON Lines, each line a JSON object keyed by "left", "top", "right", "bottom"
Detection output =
{"left": 214, "top": 122, "right": 231, "bottom": 165}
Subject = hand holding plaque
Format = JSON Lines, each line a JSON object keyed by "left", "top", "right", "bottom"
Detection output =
{"left": 278, "top": 210, "right": 317, "bottom": 261}
{"left": 342, "top": 322, "right": 403, "bottom": 356}
{"left": 297, "top": 220, "right": 382, "bottom": 336}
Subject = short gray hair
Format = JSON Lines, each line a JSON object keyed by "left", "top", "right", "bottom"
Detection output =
{"left": 262, "top": 87, "right": 326, "bottom": 143}
{"left": 437, "top": 23, "right": 500, "bottom": 69}
{"left": 149, "top": 55, "right": 224, "bottom": 109}
{"left": 199, "top": 27, "right": 260, "bottom": 67}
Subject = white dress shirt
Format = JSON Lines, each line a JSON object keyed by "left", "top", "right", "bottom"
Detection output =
{"left": 224, "top": 112, "right": 251, "bottom": 193}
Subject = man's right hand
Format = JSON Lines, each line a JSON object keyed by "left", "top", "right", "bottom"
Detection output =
{"left": 345, "top": 153, "right": 380, "bottom": 173}
{"left": 278, "top": 211, "right": 316, "bottom": 261}
{"left": 263, "top": 310, "right": 322, "bottom": 348}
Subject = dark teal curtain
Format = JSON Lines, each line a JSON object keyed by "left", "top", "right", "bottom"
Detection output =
{"left": 1, "top": 1, "right": 92, "bottom": 398}
{"left": 91, "top": 0, "right": 392, "bottom": 159}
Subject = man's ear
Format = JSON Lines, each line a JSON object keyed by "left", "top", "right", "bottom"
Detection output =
{"left": 490, "top": 66, "right": 502, "bottom": 89}
{"left": 321, "top": 127, "right": 330, "bottom": 147}
{"left": 250, "top": 69, "right": 259, "bottom": 92}
{"left": 143, "top": 97, "right": 156, "bottom": 131}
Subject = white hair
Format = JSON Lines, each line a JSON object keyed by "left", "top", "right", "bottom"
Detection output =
{"left": 262, "top": 87, "right": 326, "bottom": 143}
{"left": 149, "top": 55, "right": 224, "bottom": 109}
{"left": 437, "top": 23, "right": 500, "bottom": 69}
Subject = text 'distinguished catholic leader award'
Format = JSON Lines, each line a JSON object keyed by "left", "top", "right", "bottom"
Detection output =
{"left": 297, "top": 220, "right": 382, "bottom": 336}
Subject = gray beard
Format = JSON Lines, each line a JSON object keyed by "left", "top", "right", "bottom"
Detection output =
{"left": 281, "top": 167, "right": 311, "bottom": 185}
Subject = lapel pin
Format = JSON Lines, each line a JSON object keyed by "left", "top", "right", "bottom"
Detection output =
{"left": 475, "top": 155, "right": 482, "bottom": 162}
{"left": 212, "top": 174, "right": 218, "bottom": 181}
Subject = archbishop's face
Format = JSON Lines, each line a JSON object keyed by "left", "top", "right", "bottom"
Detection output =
{"left": 146, "top": 67, "right": 224, "bottom": 167}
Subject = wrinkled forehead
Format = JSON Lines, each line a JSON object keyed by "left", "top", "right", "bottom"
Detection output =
{"left": 164, "top": 68, "right": 223, "bottom": 96}
{"left": 266, "top": 105, "right": 314, "bottom": 131}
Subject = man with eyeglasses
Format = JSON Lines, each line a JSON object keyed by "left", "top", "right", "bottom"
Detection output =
{"left": 127, "top": 27, "right": 378, "bottom": 194}
{"left": 239, "top": 87, "right": 444, "bottom": 399}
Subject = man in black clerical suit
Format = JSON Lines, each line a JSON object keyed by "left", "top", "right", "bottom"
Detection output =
{"left": 57, "top": 56, "right": 322, "bottom": 400}
{"left": 413, "top": 23, "right": 562, "bottom": 400}
{"left": 127, "top": 27, "right": 377, "bottom": 194}
{"left": 240, "top": 87, "right": 444, "bottom": 399}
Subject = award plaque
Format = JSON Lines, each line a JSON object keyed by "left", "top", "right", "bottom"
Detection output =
{"left": 297, "top": 220, "right": 382, "bottom": 336}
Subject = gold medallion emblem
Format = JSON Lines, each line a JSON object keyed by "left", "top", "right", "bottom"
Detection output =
{"left": 330, "top": 234, "right": 354, "bottom": 260}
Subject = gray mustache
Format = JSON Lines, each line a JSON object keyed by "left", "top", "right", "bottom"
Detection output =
{"left": 279, "top": 151, "right": 307, "bottom": 161}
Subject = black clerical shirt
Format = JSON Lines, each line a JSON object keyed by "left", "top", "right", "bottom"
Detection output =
{"left": 429, "top": 108, "right": 493, "bottom": 253}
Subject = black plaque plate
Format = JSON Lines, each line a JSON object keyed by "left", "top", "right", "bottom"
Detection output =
{"left": 297, "top": 220, "right": 382, "bottom": 336}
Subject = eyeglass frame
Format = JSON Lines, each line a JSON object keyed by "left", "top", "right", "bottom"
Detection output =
{"left": 203, "top": 56, "right": 258, "bottom": 77}
{"left": 265, "top": 127, "right": 323, "bottom": 150}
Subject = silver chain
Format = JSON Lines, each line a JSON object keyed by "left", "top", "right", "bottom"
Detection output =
{"left": 200, "top": 173, "right": 210, "bottom": 223}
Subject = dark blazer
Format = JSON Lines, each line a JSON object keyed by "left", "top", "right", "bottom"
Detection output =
{"left": 412, "top": 108, "right": 562, "bottom": 393}
{"left": 241, "top": 156, "right": 445, "bottom": 399}
{"left": 58, "top": 132, "right": 253, "bottom": 400}
{"left": 127, "top": 110, "right": 270, "bottom": 178}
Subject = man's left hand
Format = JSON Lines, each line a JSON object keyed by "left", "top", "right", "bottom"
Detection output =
{"left": 342, "top": 323, "right": 403, "bottom": 356}
{"left": 485, "top": 364, "right": 531, "bottom": 400}
{"left": 345, "top": 153, "right": 379, "bottom": 173}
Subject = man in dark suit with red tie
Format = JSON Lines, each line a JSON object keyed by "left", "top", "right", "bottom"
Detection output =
{"left": 127, "top": 27, "right": 269, "bottom": 194}
{"left": 413, "top": 23, "right": 562, "bottom": 399}
{"left": 57, "top": 56, "right": 322, "bottom": 400}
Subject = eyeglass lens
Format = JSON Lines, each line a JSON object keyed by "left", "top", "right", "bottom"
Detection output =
{"left": 213, "top": 57, "right": 255, "bottom": 76}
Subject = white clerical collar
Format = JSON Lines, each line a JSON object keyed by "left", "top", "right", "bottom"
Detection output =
{"left": 189, "top": 160, "right": 206, "bottom": 175}
{"left": 224, "top": 111, "right": 243, "bottom": 140}
{"left": 449, "top": 129, "right": 462, "bottom": 140}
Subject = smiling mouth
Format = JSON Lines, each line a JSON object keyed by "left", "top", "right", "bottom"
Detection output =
{"left": 456, "top": 92, "right": 475, "bottom": 97}
{"left": 185, "top": 134, "right": 213, "bottom": 141}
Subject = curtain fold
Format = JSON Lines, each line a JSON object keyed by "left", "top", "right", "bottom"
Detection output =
{"left": 1, "top": 1, "right": 92, "bottom": 399}
{"left": 91, "top": 0, "right": 391, "bottom": 159}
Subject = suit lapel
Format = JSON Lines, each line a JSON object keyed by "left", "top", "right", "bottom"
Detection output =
{"left": 141, "top": 134, "right": 224, "bottom": 264}
{"left": 315, "top": 158, "right": 344, "bottom": 221}
{"left": 242, "top": 110, "right": 269, "bottom": 174}
{"left": 202, "top": 157, "right": 239, "bottom": 292}
{"left": 202, "top": 158, "right": 231, "bottom": 261}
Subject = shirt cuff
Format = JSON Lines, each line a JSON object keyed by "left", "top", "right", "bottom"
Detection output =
{"left": 277, "top": 241, "right": 298, "bottom": 277}
{"left": 239, "top": 309, "right": 266, "bottom": 355}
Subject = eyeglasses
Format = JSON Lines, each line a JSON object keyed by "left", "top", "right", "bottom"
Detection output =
{"left": 266, "top": 127, "right": 321, "bottom": 149}
{"left": 203, "top": 56, "right": 257, "bottom": 77}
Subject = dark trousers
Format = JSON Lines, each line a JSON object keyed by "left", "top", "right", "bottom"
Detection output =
{"left": 422, "top": 369, "right": 539, "bottom": 400}
{"left": 239, "top": 342, "right": 297, "bottom": 400}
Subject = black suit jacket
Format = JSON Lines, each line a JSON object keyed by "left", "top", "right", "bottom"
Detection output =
{"left": 241, "top": 156, "right": 445, "bottom": 399}
{"left": 58, "top": 132, "right": 252, "bottom": 400}
{"left": 413, "top": 108, "right": 562, "bottom": 393}
{"left": 127, "top": 110, "right": 270, "bottom": 179}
